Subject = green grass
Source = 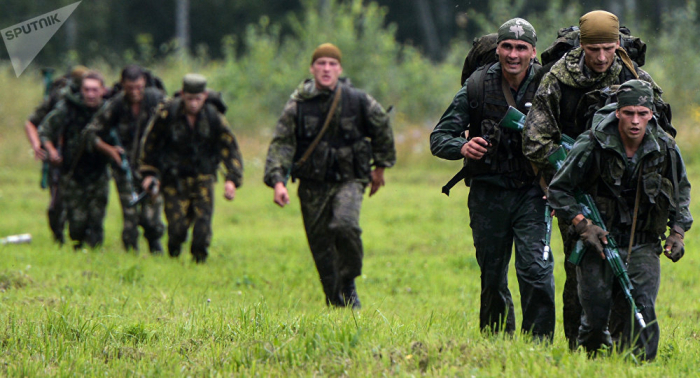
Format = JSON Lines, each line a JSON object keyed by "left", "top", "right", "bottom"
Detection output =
{"left": 2, "top": 81, "right": 700, "bottom": 376}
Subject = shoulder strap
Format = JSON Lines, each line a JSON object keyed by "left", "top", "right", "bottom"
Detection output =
{"left": 501, "top": 75, "right": 517, "bottom": 107}
{"left": 294, "top": 85, "right": 342, "bottom": 168}
{"left": 466, "top": 64, "right": 490, "bottom": 137}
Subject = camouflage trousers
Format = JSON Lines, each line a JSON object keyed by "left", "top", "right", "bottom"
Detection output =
{"left": 46, "top": 164, "right": 66, "bottom": 244}
{"left": 162, "top": 175, "right": 214, "bottom": 262}
{"left": 467, "top": 180, "right": 556, "bottom": 340}
{"left": 113, "top": 168, "right": 164, "bottom": 252}
{"left": 558, "top": 220, "right": 588, "bottom": 350}
{"left": 298, "top": 180, "right": 365, "bottom": 306}
{"left": 577, "top": 239, "right": 661, "bottom": 361}
{"left": 61, "top": 173, "right": 109, "bottom": 249}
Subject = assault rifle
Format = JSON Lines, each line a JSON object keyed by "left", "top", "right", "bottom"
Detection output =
{"left": 546, "top": 137, "right": 647, "bottom": 330}
{"left": 499, "top": 106, "right": 575, "bottom": 261}
{"left": 107, "top": 129, "right": 139, "bottom": 206}
{"left": 40, "top": 68, "right": 55, "bottom": 189}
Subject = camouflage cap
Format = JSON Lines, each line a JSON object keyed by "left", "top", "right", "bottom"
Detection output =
{"left": 182, "top": 73, "right": 207, "bottom": 94}
{"left": 616, "top": 80, "right": 654, "bottom": 110}
{"left": 497, "top": 18, "right": 536, "bottom": 47}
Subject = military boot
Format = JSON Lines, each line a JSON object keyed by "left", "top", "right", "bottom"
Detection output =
{"left": 148, "top": 239, "right": 163, "bottom": 255}
{"left": 341, "top": 279, "right": 361, "bottom": 309}
{"left": 321, "top": 276, "right": 343, "bottom": 307}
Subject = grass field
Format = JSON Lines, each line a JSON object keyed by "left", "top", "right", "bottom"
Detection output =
{"left": 2, "top": 78, "right": 700, "bottom": 377}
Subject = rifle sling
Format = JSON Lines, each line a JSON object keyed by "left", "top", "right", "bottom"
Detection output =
{"left": 294, "top": 85, "right": 342, "bottom": 168}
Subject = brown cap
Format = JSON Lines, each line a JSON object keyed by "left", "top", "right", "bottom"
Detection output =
{"left": 311, "top": 43, "right": 342, "bottom": 64}
{"left": 579, "top": 10, "right": 619, "bottom": 45}
{"left": 182, "top": 73, "right": 207, "bottom": 94}
{"left": 70, "top": 65, "right": 89, "bottom": 81}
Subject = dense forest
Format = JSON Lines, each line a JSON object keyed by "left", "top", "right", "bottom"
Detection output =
{"left": 0, "top": 0, "right": 693, "bottom": 64}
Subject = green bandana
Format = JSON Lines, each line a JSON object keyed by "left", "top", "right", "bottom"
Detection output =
{"left": 616, "top": 80, "right": 653, "bottom": 110}
{"left": 497, "top": 18, "right": 537, "bottom": 47}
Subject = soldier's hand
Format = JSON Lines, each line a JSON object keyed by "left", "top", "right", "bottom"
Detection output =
{"left": 461, "top": 138, "right": 490, "bottom": 160}
{"left": 274, "top": 182, "right": 290, "bottom": 207}
{"left": 224, "top": 180, "right": 236, "bottom": 201}
{"left": 664, "top": 229, "right": 685, "bottom": 262}
{"left": 47, "top": 148, "right": 62, "bottom": 165}
{"left": 33, "top": 145, "right": 47, "bottom": 161}
{"left": 575, "top": 218, "right": 608, "bottom": 259}
{"left": 142, "top": 176, "right": 159, "bottom": 196}
{"left": 369, "top": 167, "right": 385, "bottom": 197}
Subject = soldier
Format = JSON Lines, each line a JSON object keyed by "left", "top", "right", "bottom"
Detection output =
{"left": 548, "top": 80, "right": 691, "bottom": 360}
{"left": 139, "top": 74, "right": 243, "bottom": 263}
{"left": 25, "top": 65, "right": 88, "bottom": 244}
{"left": 522, "top": 10, "right": 665, "bottom": 349}
{"left": 430, "top": 19, "right": 555, "bottom": 340}
{"left": 85, "top": 65, "right": 166, "bottom": 253}
{"left": 39, "top": 71, "right": 109, "bottom": 249}
{"left": 263, "top": 43, "right": 396, "bottom": 309}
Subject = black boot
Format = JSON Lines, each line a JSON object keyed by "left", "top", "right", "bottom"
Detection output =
{"left": 148, "top": 239, "right": 163, "bottom": 255}
{"left": 341, "top": 280, "right": 361, "bottom": 309}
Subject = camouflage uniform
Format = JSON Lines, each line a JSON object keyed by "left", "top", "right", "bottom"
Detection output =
{"left": 522, "top": 47, "right": 663, "bottom": 348}
{"left": 430, "top": 62, "right": 555, "bottom": 339}
{"left": 86, "top": 88, "right": 166, "bottom": 252}
{"left": 28, "top": 80, "right": 78, "bottom": 244}
{"left": 139, "top": 97, "right": 243, "bottom": 262}
{"left": 548, "top": 105, "right": 692, "bottom": 360}
{"left": 38, "top": 91, "right": 109, "bottom": 249}
{"left": 264, "top": 79, "right": 396, "bottom": 307}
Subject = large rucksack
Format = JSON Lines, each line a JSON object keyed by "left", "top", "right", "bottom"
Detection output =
{"left": 576, "top": 84, "right": 676, "bottom": 137}
{"left": 540, "top": 26, "right": 647, "bottom": 69}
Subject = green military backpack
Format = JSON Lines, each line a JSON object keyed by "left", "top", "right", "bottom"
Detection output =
{"left": 540, "top": 25, "right": 647, "bottom": 69}
{"left": 576, "top": 84, "right": 676, "bottom": 137}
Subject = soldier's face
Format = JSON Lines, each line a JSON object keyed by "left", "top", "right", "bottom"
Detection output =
{"left": 616, "top": 105, "right": 652, "bottom": 143}
{"left": 582, "top": 41, "right": 619, "bottom": 73}
{"left": 310, "top": 57, "right": 342, "bottom": 90}
{"left": 496, "top": 39, "right": 536, "bottom": 78}
{"left": 81, "top": 78, "right": 105, "bottom": 108}
{"left": 123, "top": 77, "right": 146, "bottom": 104}
{"left": 182, "top": 91, "right": 208, "bottom": 116}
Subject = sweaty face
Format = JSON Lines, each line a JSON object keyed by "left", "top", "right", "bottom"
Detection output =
{"left": 310, "top": 57, "right": 342, "bottom": 90}
{"left": 123, "top": 77, "right": 146, "bottom": 104}
{"left": 81, "top": 78, "right": 105, "bottom": 108}
{"left": 182, "top": 91, "right": 208, "bottom": 116}
{"left": 616, "top": 105, "right": 652, "bottom": 143}
{"left": 496, "top": 39, "right": 536, "bottom": 78}
{"left": 582, "top": 41, "right": 619, "bottom": 73}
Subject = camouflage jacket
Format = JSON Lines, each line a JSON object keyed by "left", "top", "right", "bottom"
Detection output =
{"left": 263, "top": 79, "right": 396, "bottom": 187}
{"left": 548, "top": 104, "right": 692, "bottom": 236}
{"left": 522, "top": 47, "right": 662, "bottom": 171}
{"left": 139, "top": 98, "right": 243, "bottom": 187}
{"left": 85, "top": 88, "right": 165, "bottom": 167}
{"left": 38, "top": 90, "right": 107, "bottom": 181}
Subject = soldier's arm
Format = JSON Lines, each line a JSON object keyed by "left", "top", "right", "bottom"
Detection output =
{"left": 263, "top": 99, "right": 298, "bottom": 188}
{"left": 667, "top": 145, "right": 693, "bottom": 233}
{"left": 217, "top": 114, "right": 244, "bottom": 188}
{"left": 362, "top": 92, "right": 396, "bottom": 169}
{"left": 84, "top": 99, "right": 120, "bottom": 159}
{"left": 547, "top": 133, "right": 596, "bottom": 222}
{"left": 24, "top": 120, "right": 44, "bottom": 160}
{"left": 522, "top": 73, "right": 564, "bottom": 170}
{"left": 430, "top": 84, "right": 471, "bottom": 161}
{"left": 138, "top": 109, "right": 165, "bottom": 180}
{"left": 37, "top": 106, "right": 66, "bottom": 164}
